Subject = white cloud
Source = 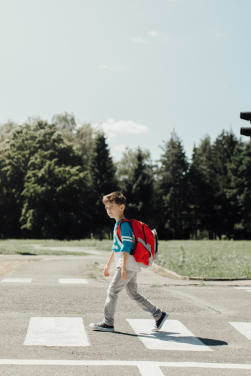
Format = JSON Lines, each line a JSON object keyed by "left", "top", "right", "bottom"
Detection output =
{"left": 97, "top": 64, "right": 127, "bottom": 72}
{"left": 147, "top": 30, "right": 161, "bottom": 38}
{"left": 132, "top": 36, "right": 148, "bottom": 45}
{"left": 94, "top": 119, "right": 149, "bottom": 139}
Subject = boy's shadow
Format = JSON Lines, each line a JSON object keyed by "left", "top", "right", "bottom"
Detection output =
{"left": 112, "top": 330, "right": 228, "bottom": 347}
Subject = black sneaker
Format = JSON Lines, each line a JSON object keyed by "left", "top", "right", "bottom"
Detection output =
{"left": 152, "top": 312, "right": 168, "bottom": 332}
{"left": 89, "top": 321, "right": 114, "bottom": 332}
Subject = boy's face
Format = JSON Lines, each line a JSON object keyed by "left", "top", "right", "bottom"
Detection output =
{"left": 105, "top": 202, "right": 125, "bottom": 219}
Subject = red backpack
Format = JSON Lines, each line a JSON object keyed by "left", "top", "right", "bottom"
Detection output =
{"left": 117, "top": 219, "right": 158, "bottom": 267}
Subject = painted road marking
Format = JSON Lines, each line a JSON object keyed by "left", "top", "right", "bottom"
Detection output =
{"left": 127, "top": 319, "right": 211, "bottom": 351}
{"left": 1, "top": 278, "right": 32, "bottom": 283}
{"left": 230, "top": 322, "right": 251, "bottom": 340}
{"left": 24, "top": 317, "right": 90, "bottom": 347}
{"left": 58, "top": 278, "right": 88, "bottom": 284}
{"left": 138, "top": 364, "right": 165, "bottom": 376}
{"left": 1, "top": 360, "right": 251, "bottom": 373}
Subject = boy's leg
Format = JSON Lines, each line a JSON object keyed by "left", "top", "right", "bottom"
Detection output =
{"left": 104, "top": 268, "right": 135, "bottom": 326}
{"left": 125, "top": 273, "right": 162, "bottom": 320}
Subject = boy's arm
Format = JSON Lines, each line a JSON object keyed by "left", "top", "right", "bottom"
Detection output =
{"left": 121, "top": 252, "right": 129, "bottom": 280}
{"left": 104, "top": 250, "right": 114, "bottom": 277}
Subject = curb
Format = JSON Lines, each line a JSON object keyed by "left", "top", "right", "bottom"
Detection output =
{"left": 151, "top": 264, "right": 188, "bottom": 280}
{"left": 151, "top": 263, "right": 251, "bottom": 282}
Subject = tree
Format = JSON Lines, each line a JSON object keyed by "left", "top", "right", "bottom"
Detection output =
{"left": 52, "top": 112, "right": 77, "bottom": 133}
{"left": 88, "top": 132, "right": 118, "bottom": 238}
{"left": 188, "top": 136, "right": 216, "bottom": 239}
{"left": 0, "top": 122, "right": 40, "bottom": 237}
{"left": 20, "top": 159, "right": 93, "bottom": 239}
{"left": 239, "top": 141, "right": 251, "bottom": 238}
{"left": 211, "top": 130, "right": 239, "bottom": 239}
{"left": 157, "top": 131, "right": 190, "bottom": 239}
{"left": 0, "top": 120, "right": 18, "bottom": 145}
{"left": 74, "top": 123, "right": 96, "bottom": 165}
{"left": 0, "top": 120, "right": 93, "bottom": 238}
{"left": 117, "top": 147, "right": 154, "bottom": 224}
{"left": 226, "top": 139, "right": 251, "bottom": 239}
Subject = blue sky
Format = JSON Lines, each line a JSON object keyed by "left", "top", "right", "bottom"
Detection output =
{"left": 0, "top": 0, "right": 251, "bottom": 162}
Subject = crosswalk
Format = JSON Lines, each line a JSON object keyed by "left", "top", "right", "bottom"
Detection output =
{"left": 1, "top": 277, "right": 251, "bottom": 352}
{"left": 1, "top": 277, "right": 251, "bottom": 375}
{"left": 0, "top": 278, "right": 89, "bottom": 284}
{"left": 7, "top": 316, "right": 248, "bottom": 350}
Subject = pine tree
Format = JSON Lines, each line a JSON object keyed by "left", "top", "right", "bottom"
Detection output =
{"left": 240, "top": 141, "right": 251, "bottom": 238}
{"left": 117, "top": 147, "right": 154, "bottom": 224}
{"left": 88, "top": 132, "right": 118, "bottom": 238}
{"left": 211, "top": 130, "right": 239, "bottom": 239}
{"left": 157, "top": 131, "right": 190, "bottom": 239}
{"left": 89, "top": 132, "right": 118, "bottom": 197}
{"left": 227, "top": 139, "right": 251, "bottom": 239}
{"left": 188, "top": 136, "right": 215, "bottom": 239}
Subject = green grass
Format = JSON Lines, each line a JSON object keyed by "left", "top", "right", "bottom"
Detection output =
{"left": 0, "top": 239, "right": 251, "bottom": 279}
{"left": 156, "top": 240, "right": 251, "bottom": 279}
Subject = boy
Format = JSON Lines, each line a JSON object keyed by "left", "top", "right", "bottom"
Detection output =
{"left": 90, "top": 191, "right": 167, "bottom": 332}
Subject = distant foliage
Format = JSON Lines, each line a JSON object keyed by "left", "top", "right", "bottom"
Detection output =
{"left": 0, "top": 113, "right": 250, "bottom": 240}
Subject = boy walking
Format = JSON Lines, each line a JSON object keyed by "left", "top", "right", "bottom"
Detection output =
{"left": 90, "top": 191, "right": 167, "bottom": 333}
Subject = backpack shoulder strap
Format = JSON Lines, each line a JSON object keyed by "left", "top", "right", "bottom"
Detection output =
{"left": 117, "top": 218, "right": 130, "bottom": 242}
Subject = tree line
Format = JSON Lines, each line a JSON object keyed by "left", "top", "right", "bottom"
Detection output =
{"left": 0, "top": 113, "right": 250, "bottom": 240}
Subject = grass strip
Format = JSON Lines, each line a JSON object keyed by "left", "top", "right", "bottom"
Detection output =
{"left": 156, "top": 240, "right": 251, "bottom": 279}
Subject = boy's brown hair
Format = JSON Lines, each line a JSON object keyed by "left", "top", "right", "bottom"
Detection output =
{"left": 102, "top": 191, "right": 127, "bottom": 206}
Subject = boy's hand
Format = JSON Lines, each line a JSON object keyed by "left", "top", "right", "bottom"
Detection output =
{"left": 104, "top": 265, "right": 110, "bottom": 277}
{"left": 121, "top": 269, "right": 128, "bottom": 280}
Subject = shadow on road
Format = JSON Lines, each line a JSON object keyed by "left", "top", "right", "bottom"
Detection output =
{"left": 18, "top": 252, "right": 37, "bottom": 256}
{"left": 113, "top": 330, "right": 228, "bottom": 347}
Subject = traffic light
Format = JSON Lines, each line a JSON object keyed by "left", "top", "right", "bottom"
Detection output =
{"left": 240, "top": 112, "right": 251, "bottom": 138}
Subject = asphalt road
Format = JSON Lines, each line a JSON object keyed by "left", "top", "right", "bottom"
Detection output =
{"left": 0, "top": 249, "right": 251, "bottom": 376}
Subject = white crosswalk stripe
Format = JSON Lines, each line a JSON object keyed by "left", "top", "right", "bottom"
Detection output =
{"left": 229, "top": 322, "right": 251, "bottom": 340}
{"left": 1, "top": 278, "right": 32, "bottom": 283}
{"left": 58, "top": 278, "right": 89, "bottom": 284}
{"left": 24, "top": 317, "right": 90, "bottom": 347}
{"left": 0, "top": 277, "right": 89, "bottom": 284}
{"left": 138, "top": 364, "right": 165, "bottom": 376}
{"left": 127, "top": 319, "right": 212, "bottom": 351}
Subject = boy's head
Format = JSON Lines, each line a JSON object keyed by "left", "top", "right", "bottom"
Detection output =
{"left": 102, "top": 191, "right": 126, "bottom": 220}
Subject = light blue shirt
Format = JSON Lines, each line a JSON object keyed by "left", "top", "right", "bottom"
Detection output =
{"left": 112, "top": 219, "right": 134, "bottom": 254}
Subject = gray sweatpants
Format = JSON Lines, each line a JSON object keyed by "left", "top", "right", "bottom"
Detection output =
{"left": 104, "top": 267, "right": 162, "bottom": 326}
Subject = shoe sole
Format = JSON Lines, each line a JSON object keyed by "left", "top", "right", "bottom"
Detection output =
{"left": 90, "top": 324, "right": 114, "bottom": 332}
{"left": 152, "top": 313, "right": 168, "bottom": 332}
{"left": 92, "top": 327, "right": 114, "bottom": 332}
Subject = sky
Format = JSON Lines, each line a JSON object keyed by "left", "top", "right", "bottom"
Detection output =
{"left": 0, "top": 0, "right": 251, "bottom": 162}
